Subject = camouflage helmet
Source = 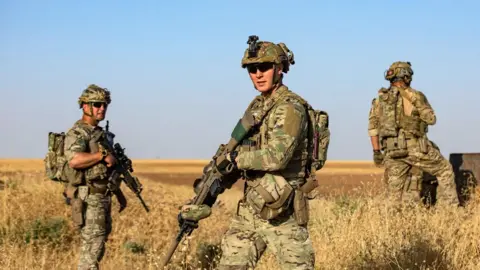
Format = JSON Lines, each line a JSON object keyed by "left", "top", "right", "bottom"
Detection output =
{"left": 77, "top": 84, "right": 111, "bottom": 108}
{"left": 241, "top": 35, "right": 295, "bottom": 73}
{"left": 384, "top": 61, "right": 414, "bottom": 83}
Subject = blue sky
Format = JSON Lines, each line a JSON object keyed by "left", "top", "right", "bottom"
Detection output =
{"left": 1, "top": 0, "right": 479, "bottom": 160}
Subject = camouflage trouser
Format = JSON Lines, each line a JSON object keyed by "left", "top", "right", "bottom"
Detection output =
{"left": 382, "top": 166, "right": 424, "bottom": 193}
{"left": 384, "top": 140, "right": 458, "bottom": 206}
{"left": 382, "top": 166, "right": 439, "bottom": 204}
{"left": 218, "top": 202, "right": 315, "bottom": 270}
{"left": 78, "top": 193, "right": 112, "bottom": 270}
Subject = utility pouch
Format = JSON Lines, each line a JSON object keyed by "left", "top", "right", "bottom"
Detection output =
{"left": 418, "top": 136, "right": 428, "bottom": 154}
{"left": 245, "top": 173, "right": 293, "bottom": 220}
{"left": 293, "top": 189, "right": 309, "bottom": 226}
{"left": 71, "top": 198, "right": 84, "bottom": 230}
{"left": 383, "top": 137, "right": 408, "bottom": 158}
{"left": 71, "top": 186, "right": 89, "bottom": 230}
{"left": 397, "top": 131, "right": 407, "bottom": 150}
{"left": 63, "top": 165, "right": 84, "bottom": 186}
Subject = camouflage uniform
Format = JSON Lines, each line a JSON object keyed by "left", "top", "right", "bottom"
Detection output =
{"left": 382, "top": 166, "right": 439, "bottom": 205}
{"left": 217, "top": 37, "right": 316, "bottom": 270}
{"left": 63, "top": 85, "right": 114, "bottom": 270}
{"left": 368, "top": 62, "right": 458, "bottom": 206}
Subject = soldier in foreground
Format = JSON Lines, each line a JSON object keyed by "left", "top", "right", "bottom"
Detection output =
{"left": 170, "top": 36, "right": 330, "bottom": 269}
{"left": 368, "top": 61, "right": 458, "bottom": 206}
{"left": 64, "top": 85, "right": 127, "bottom": 270}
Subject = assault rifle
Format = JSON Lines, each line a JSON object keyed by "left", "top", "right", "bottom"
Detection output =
{"left": 160, "top": 110, "right": 258, "bottom": 268}
{"left": 99, "top": 120, "right": 150, "bottom": 213}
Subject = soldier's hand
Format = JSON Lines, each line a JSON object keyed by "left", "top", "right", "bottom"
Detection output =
{"left": 398, "top": 87, "right": 418, "bottom": 104}
{"left": 373, "top": 150, "right": 384, "bottom": 167}
{"left": 179, "top": 204, "right": 212, "bottom": 222}
{"left": 104, "top": 154, "right": 117, "bottom": 167}
{"left": 225, "top": 151, "right": 238, "bottom": 169}
{"left": 216, "top": 151, "right": 238, "bottom": 173}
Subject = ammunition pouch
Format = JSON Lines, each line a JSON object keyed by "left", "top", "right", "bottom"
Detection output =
{"left": 381, "top": 132, "right": 408, "bottom": 158}
{"left": 244, "top": 173, "right": 294, "bottom": 220}
{"left": 417, "top": 136, "right": 429, "bottom": 154}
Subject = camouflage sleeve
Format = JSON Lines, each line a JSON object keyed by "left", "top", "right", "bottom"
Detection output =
{"left": 63, "top": 128, "right": 89, "bottom": 162}
{"left": 368, "top": 98, "right": 379, "bottom": 137}
{"left": 236, "top": 102, "right": 306, "bottom": 171}
{"left": 413, "top": 91, "right": 436, "bottom": 125}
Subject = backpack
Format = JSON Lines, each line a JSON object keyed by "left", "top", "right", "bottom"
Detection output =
{"left": 310, "top": 109, "right": 330, "bottom": 170}
{"left": 304, "top": 107, "right": 330, "bottom": 190}
{"left": 284, "top": 92, "right": 331, "bottom": 193}
{"left": 44, "top": 132, "right": 69, "bottom": 183}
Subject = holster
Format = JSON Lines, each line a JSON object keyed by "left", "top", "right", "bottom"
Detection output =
{"left": 71, "top": 198, "right": 84, "bottom": 230}
{"left": 70, "top": 186, "right": 89, "bottom": 231}
{"left": 293, "top": 189, "right": 309, "bottom": 226}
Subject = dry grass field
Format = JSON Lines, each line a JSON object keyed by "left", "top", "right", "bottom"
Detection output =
{"left": 1, "top": 159, "right": 480, "bottom": 270}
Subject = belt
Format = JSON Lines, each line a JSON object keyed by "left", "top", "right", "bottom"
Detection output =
{"left": 88, "top": 186, "right": 108, "bottom": 195}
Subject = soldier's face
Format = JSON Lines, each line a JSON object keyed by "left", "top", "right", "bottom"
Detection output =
{"left": 247, "top": 62, "right": 281, "bottom": 92}
{"left": 83, "top": 102, "right": 108, "bottom": 121}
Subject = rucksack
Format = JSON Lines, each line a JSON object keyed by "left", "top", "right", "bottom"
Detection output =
{"left": 304, "top": 107, "right": 330, "bottom": 187}
{"left": 284, "top": 92, "right": 331, "bottom": 193}
{"left": 309, "top": 109, "right": 330, "bottom": 170}
{"left": 44, "top": 132, "right": 69, "bottom": 183}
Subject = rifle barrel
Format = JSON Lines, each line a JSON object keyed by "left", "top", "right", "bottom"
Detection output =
{"left": 137, "top": 193, "right": 150, "bottom": 212}
{"left": 160, "top": 237, "right": 181, "bottom": 268}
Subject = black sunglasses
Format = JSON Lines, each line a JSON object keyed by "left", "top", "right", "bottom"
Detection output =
{"left": 247, "top": 63, "right": 274, "bottom": 73}
{"left": 91, "top": 102, "right": 107, "bottom": 108}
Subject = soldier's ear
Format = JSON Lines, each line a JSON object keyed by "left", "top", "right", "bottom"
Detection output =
{"left": 276, "top": 63, "right": 283, "bottom": 74}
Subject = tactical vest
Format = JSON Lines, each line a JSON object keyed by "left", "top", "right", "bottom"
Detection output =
{"left": 239, "top": 86, "right": 330, "bottom": 223}
{"left": 67, "top": 120, "right": 110, "bottom": 190}
{"left": 377, "top": 87, "right": 427, "bottom": 139}
{"left": 239, "top": 88, "right": 309, "bottom": 186}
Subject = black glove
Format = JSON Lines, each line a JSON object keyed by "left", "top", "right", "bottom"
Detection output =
{"left": 228, "top": 150, "right": 238, "bottom": 169}
{"left": 373, "top": 150, "right": 384, "bottom": 166}
{"left": 216, "top": 150, "right": 238, "bottom": 174}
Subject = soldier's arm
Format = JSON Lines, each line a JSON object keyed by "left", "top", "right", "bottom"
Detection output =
{"left": 368, "top": 98, "right": 381, "bottom": 151}
{"left": 64, "top": 129, "right": 103, "bottom": 169}
{"left": 413, "top": 91, "right": 436, "bottom": 125}
{"left": 236, "top": 102, "right": 305, "bottom": 171}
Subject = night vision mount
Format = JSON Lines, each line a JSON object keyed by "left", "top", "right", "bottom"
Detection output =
{"left": 247, "top": 35, "right": 259, "bottom": 58}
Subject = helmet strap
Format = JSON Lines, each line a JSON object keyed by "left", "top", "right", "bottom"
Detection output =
{"left": 82, "top": 103, "right": 94, "bottom": 117}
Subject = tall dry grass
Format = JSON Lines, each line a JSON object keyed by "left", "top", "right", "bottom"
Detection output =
{"left": 1, "top": 164, "right": 480, "bottom": 270}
